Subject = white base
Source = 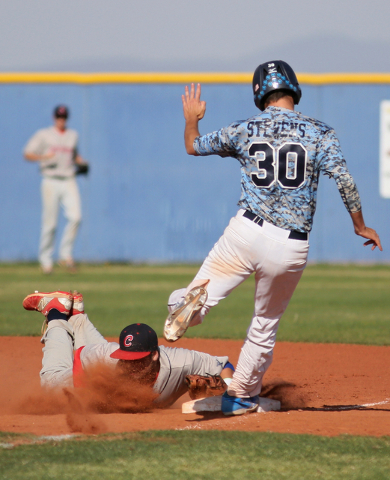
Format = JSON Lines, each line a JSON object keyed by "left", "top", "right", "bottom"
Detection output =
{"left": 256, "top": 397, "right": 281, "bottom": 413}
{"left": 182, "top": 395, "right": 281, "bottom": 414}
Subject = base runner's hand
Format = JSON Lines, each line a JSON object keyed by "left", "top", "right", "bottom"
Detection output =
{"left": 360, "top": 227, "right": 382, "bottom": 251}
{"left": 350, "top": 211, "right": 382, "bottom": 251}
{"left": 182, "top": 83, "right": 206, "bottom": 122}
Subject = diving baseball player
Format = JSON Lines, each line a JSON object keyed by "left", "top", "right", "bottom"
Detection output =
{"left": 164, "top": 60, "right": 382, "bottom": 416}
{"left": 22, "top": 290, "right": 234, "bottom": 408}
{"left": 24, "top": 105, "right": 89, "bottom": 274}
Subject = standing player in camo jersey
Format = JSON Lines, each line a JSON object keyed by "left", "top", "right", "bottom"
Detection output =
{"left": 24, "top": 105, "right": 89, "bottom": 274}
{"left": 164, "top": 60, "right": 382, "bottom": 416}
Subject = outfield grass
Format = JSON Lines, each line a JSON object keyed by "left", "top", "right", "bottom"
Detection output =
{"left": 1, "top": 431, "right": 390, "bottom": 480}
{"left": 1, "top": 262, "right": 389, "bottom": 344}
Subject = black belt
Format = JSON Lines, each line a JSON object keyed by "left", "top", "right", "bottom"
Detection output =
{"left": 45, "top": 176, "right": 70, "bottom": 180}
{"left": 243, "top": 210, "right": 308, "bottom": 241}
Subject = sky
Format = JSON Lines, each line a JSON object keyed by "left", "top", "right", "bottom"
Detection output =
{"left": 1, "top": 0, "right": 390, "bottom": 73}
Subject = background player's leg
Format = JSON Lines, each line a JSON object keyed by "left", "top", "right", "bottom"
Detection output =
{"left": 40, "top": 319, "right": 74, "bottom": 388}
{"left": 58, "top": 178, "right": 81, "bottom": 265}
{"left": 39, "top": 178, "right": 60, "bottom": 273}
{"left": 69, "top": 313, "right": 107, "bottom": 350}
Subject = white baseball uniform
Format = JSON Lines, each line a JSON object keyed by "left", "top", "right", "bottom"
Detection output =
{"left": 40, "top": 314, "right": 229, "bottom": 407}
{"left": 24, "top": 126, "right": 82, "bottom": 270}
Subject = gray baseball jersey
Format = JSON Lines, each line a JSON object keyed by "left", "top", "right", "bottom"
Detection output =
{"left": 24, "top": 126, "right": 78, "bottom": 178}
{"left": 80, "top": 341, "right": 229, "bottom": 407}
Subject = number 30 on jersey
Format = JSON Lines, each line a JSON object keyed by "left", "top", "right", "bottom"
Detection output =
{"left": 249, "top": 142, "right": 307, "bottom": 189}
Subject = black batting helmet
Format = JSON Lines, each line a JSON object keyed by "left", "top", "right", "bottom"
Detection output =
{"left": 53, "top": 105, "right": 69, "bottom": 119}
{"left": 252, "top": 60, "right": 302, "bottom": 111}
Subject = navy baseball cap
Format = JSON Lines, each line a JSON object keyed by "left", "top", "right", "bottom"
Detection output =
{"left": 110, "top": 323, "right": 158, "bottom": 360}
{"left": 53, "top": 105, "right": 69, "bottom": 118}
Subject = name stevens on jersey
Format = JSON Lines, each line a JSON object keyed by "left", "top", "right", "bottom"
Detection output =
{"left": 247, "top": 120, "right": 306, "bottom": 139}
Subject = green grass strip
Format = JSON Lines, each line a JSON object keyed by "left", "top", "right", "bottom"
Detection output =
{"left": 1, "top": 263, "right": 389, "bottom": 344}
{"left": 1, "top": 430, "right": 390, "bottom": 479}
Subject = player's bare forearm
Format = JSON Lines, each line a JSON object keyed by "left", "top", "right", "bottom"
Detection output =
{"left": 350, "top": 211, "right": 382, "bottom": 251}
{"left": 184, "top": 120, "right": 200, "bottom": 155}
{"left": 182, "top": 83, "right": 206, "bottom": 155}
{"left": 220, "top": 366, "right": 234, "bottom": 380}
{"left": 24, "top": 152, "right": 54, "bottom": 162}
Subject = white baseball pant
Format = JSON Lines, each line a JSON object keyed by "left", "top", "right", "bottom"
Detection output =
{"left": 168, "top": 209, "right": 309, "bottom": 398}
{"left": 39, "top": 177, "right": 81, "bottom": 269}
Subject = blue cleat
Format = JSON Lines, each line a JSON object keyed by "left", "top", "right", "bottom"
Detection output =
{"left": 221, "top": 391, "right": 260, "bottom": 416}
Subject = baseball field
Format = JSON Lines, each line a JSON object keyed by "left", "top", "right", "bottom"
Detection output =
{"left": 1, "top": 263, "right": 390, "bottom": 479}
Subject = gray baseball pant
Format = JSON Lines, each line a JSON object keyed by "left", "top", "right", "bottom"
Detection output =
{"left": 40, "top": 314, "right": 106, "bottom": 389}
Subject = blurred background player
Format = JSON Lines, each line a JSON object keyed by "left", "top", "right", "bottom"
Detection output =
{"left": 164, "top": 60, "right": 382, "bottom": 416}
{"left": 23, "top": 105, "right": 89, "bottom": 274}
{"left": 22, "top": 290, "right": 234, "bottom": 408}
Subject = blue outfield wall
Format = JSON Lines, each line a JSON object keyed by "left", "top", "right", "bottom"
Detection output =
{"left": 0, "top": 79, "right": 389, "bottom": 263}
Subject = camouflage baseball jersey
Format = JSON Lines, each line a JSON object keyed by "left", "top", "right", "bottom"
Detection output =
{"left": 194, "top": 106, "right": 361, "bottom": 232}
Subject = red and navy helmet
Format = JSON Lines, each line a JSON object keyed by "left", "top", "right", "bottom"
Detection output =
{"left": 110, "top": 323, "right": 158, "bottom": 360}
{"left": 252, "top": 60, "right": 302, "bottom": 111}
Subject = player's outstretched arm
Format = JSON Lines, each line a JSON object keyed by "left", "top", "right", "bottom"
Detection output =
{"left": 24, "top": 152, "right": 55, "bottom": 162}
{"left": 220, "top": 364, "right": 234, "bottom": 382}
{"left": 350, "top": 211, "right": 382, "bottom": 251}
{"left": 182, "top": 83, "right": 206, "bottom": 155}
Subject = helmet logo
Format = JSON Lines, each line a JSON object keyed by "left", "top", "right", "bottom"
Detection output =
{"left": 268, "top": 63, "right": 277, "bottom": 74}
{"left": 124, "top": 335, "right": 133, "bottom": 347}
{"left": 254, "top": 84, "right": 260, "bottom": 92}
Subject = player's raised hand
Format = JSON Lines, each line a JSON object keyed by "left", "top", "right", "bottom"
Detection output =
{"left": 182, "top": 83, "right": 206, "bottom": 122}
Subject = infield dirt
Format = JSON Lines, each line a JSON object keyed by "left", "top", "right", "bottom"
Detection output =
{"left": 1, "top": 337, "right": 389, "bottom": 437}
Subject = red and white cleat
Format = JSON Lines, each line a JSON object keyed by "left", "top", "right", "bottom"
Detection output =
{"left": 22, "top": 291, "right": 73, "bottom": 317}
{"left": 72, "top": 291, "right": 84, "bottom": 315}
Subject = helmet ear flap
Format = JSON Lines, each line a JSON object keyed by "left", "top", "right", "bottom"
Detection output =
{"left": 254, "top": 91, "right": 262, "bottom": 110}
{"left": 252, "top": 66, "right": 267, "bottom": 110}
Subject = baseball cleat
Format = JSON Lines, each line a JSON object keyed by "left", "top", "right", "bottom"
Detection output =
{"left": 163, "top": 281, "right": 209, "bottom": 342}
{"left": 41, "top": 265, "right": 53, "bottom": 275}
{"left": 22, "top": 291, "right": 73, "bottom": 317}
{"left": 72, "top": 290, "right": 84, "bottom": 315}
{"left": 221, "top": 392, "right": 260, "bottom": 416}
{"left": 58, "top": 259, "right": 77, "bottom": 274}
